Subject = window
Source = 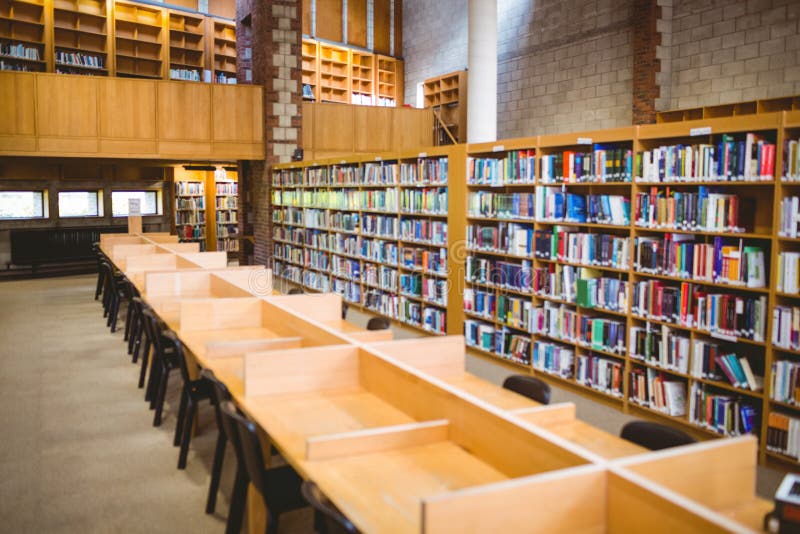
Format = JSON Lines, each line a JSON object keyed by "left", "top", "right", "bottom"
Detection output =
{"left": 58, "top": 191, "right": 102, "bottom": 218}
{"left": 0, "top": 190, "right": 47, "bottom": 220}
{"left": 111, "top": 190, "right": 160, "bottom": 217}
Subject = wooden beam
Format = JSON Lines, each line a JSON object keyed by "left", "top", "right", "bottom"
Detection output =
{"left": 305, "top": 420, "right": 450, "bottom": 461}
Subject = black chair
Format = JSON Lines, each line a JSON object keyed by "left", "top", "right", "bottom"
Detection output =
{"left": 93, "top": 243, "right": 105, "bottom": 301}
{"left": 301, "top": 480, "right": 359, "bottom": 534}
{"left": 341, "top": 302, "right": 348, "bottom": 320}
{"left": 128, "top": 296, "right": 147, "bottom": 360}
{"left": 101, "top": 261, "right": 129, "bottom": 333}
{"left": 140, "top": 308, "right": 179, "bottom": 426}
{"left": 366, "top": 317, "right": 390, "bottom": 330}
{"left": 123, "top": 281, "right": 141, "bottom": 348}
{"left": 200, "top": 369, "right": 234, "bottom": 516}
{"left": 163, "top": 331, "right": 215, "bottom": 469}
{"left": 502, "top": 375, "right": 551, "bottom": 405}
{"left": 620, "top": 420, "right": 696, "bottom": 451}
{"left": 220, "top": 401, "right": 307, "bottom": 534}
{"left": 288, "top": 287, "right": 304, "bottom": 295}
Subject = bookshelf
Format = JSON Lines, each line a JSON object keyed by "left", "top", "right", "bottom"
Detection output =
{"left": 423, "top": 70, "right": 467, "bottom": 145}
{"left": 375, "top": 54, "right": 400, "bottom": 107}
{"left": 214, "top": 169, "right": 238, "bottom": 254}
{"left": 318, "top": 42, "right": 349, "bottom": 104}
{"left": 212, "top": 19, "right": 235, "bottom": 84}
{"left": 113, "top": 0, "right": 164, "bottom": 79}
{"left": 167, "top": 10, "right": 203, "bottom": 82}
{"left": 349, "top": 48, "right": 374, "bottom": 106}
{"left": 0, "top": 0, "right": 47, "bottom": 73}
{"left": 271, "top": 146, "right": 466, "bottom": 335}
{"left": 52, "top": 0, "right": 109, "bottom": 76}
{"left": 301, "top": 38, "right": 317, "bottom": 101}
{"left": 174, "top": 170, "right": 206, "bottom": 250}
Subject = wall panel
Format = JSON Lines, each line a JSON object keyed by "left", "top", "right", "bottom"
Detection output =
{"left": 157, "top": 82, "right": 212, "bottom": 141}
{"left": 0, "top": 72, "right": 36, "bottom": 152}
{"left": 98, "top": 78, "right": 157, "bottom": 140}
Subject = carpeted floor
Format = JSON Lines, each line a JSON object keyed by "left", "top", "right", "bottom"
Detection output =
{"left": 0, "top": 274, "right": 787, "bottom": 533}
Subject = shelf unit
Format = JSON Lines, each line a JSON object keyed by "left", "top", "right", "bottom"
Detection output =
{"left": 113, "top": 0, "right": 164, "bottom": 79}
{"left": 271, "top": 146, "right": 466, "bottom": 336}
{"left": 0, "top": 0, "right": 47, "bottom": 73}
{"left": 211, "top": 18, "right": 235, "bottom": 84}
{"left": 174, "top": 174, "right": 206, "bottom": 250}
{"left": 51, "top": 0, "right": 108, "bottom": 76}
{"left": 300, "top": 36, "right": 403, "bottom": 107}
{"left": 215, "top": 172, "right": 238, "bottom": 254}
{"left": 423, "top": 70, "right": 467, "bottom": 145}
{"left": 167, "top": 10, "right": 203, "bottom": 82}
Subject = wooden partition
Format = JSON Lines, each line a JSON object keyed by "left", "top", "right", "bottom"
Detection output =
{"left": 0, "top": 72, "right": 263, "bottom": 159}
{"left": 302, "top": 102, "right": 434, "bottom": 160}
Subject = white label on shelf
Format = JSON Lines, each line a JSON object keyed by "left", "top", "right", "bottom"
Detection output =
{"left": 577, "top": 137, "right": 592, "bottom": 145}
{"left": 710, "top": 330, "right": 737, "bottom": 342}
{"left": 341, "top": 160, "right": 347, "bottom": 164}
{"left": 128, "top": 199, "right": 141, "bottom": 216}
{"left": 375, "top": 156, "right": 382, "bottom": 161}
{"left": 690, "top": 126, "right": 712, "bottom": 136}
{"left": 418, "top": 152, "right": 427, "bottom": 158}
{"left": 492, "top": 145, "right": 505, "bottom": 152}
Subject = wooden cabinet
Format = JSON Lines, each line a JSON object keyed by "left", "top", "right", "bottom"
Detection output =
{"left": 52, "top": 0, "right": 109, "bottom": 76}
{"left": 301, "top": 38, "right": 317, "bottom": 101}
{"left": 376, "top": 54, "right": 400, "bottom": 107}
{"left": 211, "top": 19, "right": 235, "bottom": 84}
{"left": 350, "top": 49, "right": 374, "bottom": 105}
{"left": 0, "top": 0, "right": 47, "bottom": 73}
{"left": 318, "top": 42, "right": 349, "bottom": 104}
{"left": 114, "top": 1, "right": 164, "bottom": 79}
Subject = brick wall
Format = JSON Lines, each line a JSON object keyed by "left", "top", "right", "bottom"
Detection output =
{"left": 667, "top": 0, "right": 800, "bottom": 109}
{"left": 401, "top": 0, "right": 468, "bottom": 106}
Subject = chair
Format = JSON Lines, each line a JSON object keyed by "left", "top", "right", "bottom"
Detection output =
{"left": 620, "top": 420, "right": 696, "bottom": 451}
{"left": 502, "top": 375, "right": 551, "bottom": 405}
{"left": 140, "top": 308, "right": 179, "bottom": 426}
{"left": 220, "top": 401, "right": 307, "bottom": 534}
{"left": 200, "top": 369, "right": 234, "bottom": 516}
{"left": 163, "top": 331, "right": 214, "bottom": 469}
{"left": 93, "top": 243, "right": 105, "bottom": 301}
{"left": 102, "top": 261, "right": 129, "bottom": 333}
{"left": 341, "top": 302, "right": 348, "bottom": 320}
{"left": 288, "top": 287, "right": 304, "bottom": 295}
{"left": 128, "top": 296, "right": 147, "bottom": 360}
{"left": 301, "top": 480, "right": 359, "bottom": 534}
{"left": 123, "top": 281, "right": 141, "bottom": 348}
{"left": 366, "top": 316, "right": 390, "bottom": 330}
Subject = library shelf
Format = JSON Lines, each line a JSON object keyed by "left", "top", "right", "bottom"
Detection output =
{"left": 628, "top": 313, "right": 768, "bottom": 347}
{"left": 630, "top": 270, "right": 770, "bottom": 294}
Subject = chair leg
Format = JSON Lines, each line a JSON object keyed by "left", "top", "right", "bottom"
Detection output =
{"left": 94, "top": 271, "right": 104, "bottom": 300}
{"left": 109, "top": 297, "right": 120, "bottom": 333}
{"left": 146, "top": 356, "right": 161, "bottom": 406}
{"left": 124, "top": 301, "right": 134, "bottom": 341}
{"left": 137, "top": 340, "right": 151, "bottom": 387}
{"left": 174, "top": 387, "right": 188, "bottom": 446}
{"left": 177, "top": 399, "right": 195, "bottom": 469}
{"left": 153, "top": 368, "right": 169, "bottom": 426}
{"left": 206, "top": 431, "right": 227, "bottom": 514}
{"left": 225, "top": 467, "right": 248, "bottom": 534}
{"left": 128, "top": 313, "right": 139, "bottom": 355}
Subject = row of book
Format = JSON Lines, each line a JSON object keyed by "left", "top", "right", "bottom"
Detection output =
{"left": 777, "top": 252, "right": 800, "bottom": 294}
{"left": 400, "top": 219, "right": 447, "bottom": 245}
{"left": 536, "top": 189, "right": 630, "bottom": 226}
{"left": 630, "top": 324, "right": 689, "bottom": 373}
{"left": 634, "top": 235, "right": 767, "bottom": 289}
{"left": 273, "top": 169, "right": 303, "bottom": 187}
{"left": 176, "top": 197, "right": 204, "bottom": 210}
{"left": 1, "top": 42, "right": 40, "bottom": 60}
{"left": 364, "top": 263, "right": 397, "bottom": 290}
{"left": 468, "top": 222, "right": 534, "bottom": 257}
{"left": 56, "top": 50, "right": 104, "bottom": 68}
{"left": 468, "top": 192, "right": 535, "bottom": 220}
{"left": 400, "top": 247, "right": 447, "bottom": 274}
{"left": 303, "top": 270, "right": 330, "bottom": 291}
{"left": 766, "top": 412, "right": 800, "bottom": 460}
{"left": 534, "top": 228, "right": 630, "bottom": 269}
{"left": 785, "top": 138, "right": 800, "bottom": 182}
{"left": 631, "top": 280, "right": 768, "bottom": 341}
{"left": 773, "top": 305, "right": 800, "bottom": 351}
{"left": 532, "top": 340, "right": 573, "bottom": 378}
{"left": 216, "top": 223, "right": 238, "bottom": 238}
{"left": 637, "top": 134, "right": 776, "bottom": 183}
{"left": 399, "top": 157, "right": 448, "bottom": 185}
{"left": 576, "top": 354, "right": 624, "bottom": 397}
{"left": 176, "top": 181, "right": 204, "bottom": 195}
{"left": 688, "top": 383, "right": 757, "bottom": 435}
{"left": 178, "top": 224, "right": 204, "bottom": 240}
{"left": 634, "top": 188, "right": 752, "bottom": 233}
{"left": 170, "top": 67, "right": 201, "bottom": 81}
{"left": 533, "top": 265, "right": 628, "bottom": 313}
{"left": 292, "top": 160, "right": 448, "bottom": 187}
{"left": 364, "top": 290, "right": 398, "bottom": 318}
{"left": 771, "top": 360, "right": 800, "bottom": 405}
{"left": 332, "top": 278, "right": 361, "bottom": 303}
{"left": 216, "top": 211, "right": 237, "bottom": 223}
{"left": 400, "top": 188, "right": 447, "bottom": 214}
{"left": 302, "top": 189, "right": 398, "bottom": 211}
{"left": 176, "top": 211, "right": 205, "bottom": 224}
{"left": 539, "top": 147, "right": 633, "bottom": 184}
{"left": 216, "top": 182, "right": 237, "bottom": 195}
{"left": 422, "top": 308, "right": 447, "bottom": 334}
{"left": 464, "top": 320, "right": 532, "bottom": 364}
{"left": 629, "top": 367, "right": 686, "bottom": 416}
{"left": 779, "top": 196, "right": 800, "bottom": 238}
{"left": 1, "top": 61, "right": 35, "bottom": 71}
{"left": 216, "top": 197, "right": 237, "bottom": 209}
{"left": 465, "top": 256, "right": 532, "bottom": 293}
{"left": 467, "top": 150, "right": 536, "bottom": 186}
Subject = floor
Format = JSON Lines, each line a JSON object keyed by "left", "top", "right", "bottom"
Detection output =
{"left": 0, "top": 275, "right": 786, "bottom": 533}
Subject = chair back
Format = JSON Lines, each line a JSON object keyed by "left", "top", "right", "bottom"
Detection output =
{"left": 502, "top": 375, "right": 551, "bottom": 405}
{"left": 219, "top": 401, "right": 267, "bottom": 498}
{"left": 200, "top": 369, "right": 234, "bottom": 437}
{"left": 288, "top": 287, "right": 304, "bottom": 295}
{"left": 620, "top": 421, "right": 696, "bottom": 451}
{"left": 161, "top": 331, "right": 191, "bottom": 384}
{"left": 301, "top": 480, "right": 359, "bottom": 534}
{"left": 366, "top": 317, "right": 390, "bottom": 331}
{"left": 140, "top": 307, "right": 165, "bottom": 356}
{"left": 341, "top": 302, "right": 349, "bottom": 320}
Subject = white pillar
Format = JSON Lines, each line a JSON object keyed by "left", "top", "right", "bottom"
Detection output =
{"left": 467, "top": 0, "right": 497, "bottom": 143}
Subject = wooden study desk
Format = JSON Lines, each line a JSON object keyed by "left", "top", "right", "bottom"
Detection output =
{"left": 97, "top": 231, "right": 773, "bottom": 533}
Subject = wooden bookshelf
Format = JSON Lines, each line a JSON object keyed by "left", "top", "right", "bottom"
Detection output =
{"left": 214, "top": 169, "right": 238, "bottom": 255}
{"left": 271, "top": 146, "right": 466, "bottom": 336}
{"left": 349, "top": 48, "right": 374, "bottom": 106}
{"left": 173, "top": 169, "right": 206, "bottom": 250}
{"left": 301, "top": 37, "right": 317, "bottom": 101}
{"left": 167, "top": 10, "right": 203, "bottom": 82}
{"left": 318, "top": 42, "right": 349, "bottom": 104}
{"left": 113, "top": 0, "right": 164, "bottom": 79}
{"left": 423, "top": 70, "right": 467, "bottom": 145}
{"left": 51, "top": 0, "right": 109, "bottom": 76}
{"left": 376, "top": 53, "right": 401, "bottom": 107}
{"left": 0, "top": 0, "right": 47, "bottom": 73}
{"left": 211, "top": 18, "right": 235, "bottom": 84}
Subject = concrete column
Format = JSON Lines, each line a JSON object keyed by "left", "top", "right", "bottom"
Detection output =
{"left": 467, "top": 0, "right": 497, "bottom": 143}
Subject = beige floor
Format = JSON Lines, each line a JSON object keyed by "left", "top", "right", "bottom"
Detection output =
{"left": 0, "top": 275, "right": 786, "bottom": 534}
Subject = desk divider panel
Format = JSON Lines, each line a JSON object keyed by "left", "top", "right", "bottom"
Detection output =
{"left": 204, "top": 338, "right": 305, "bottom": 360}
{"left": 305, "top": 420, "right": 451, "bottom": 461}
{"left": 264, "top": 293, "right": 344, "bottom": 323}
{"left": 213, "top": 267, "right": 273, "bottom": 295}
{"left": 345, "top": 330, "right": 394, "bottom": 343}
{"left": 179, "top": 298, "right": 264, "bottom": 331}
{"left": 126, "top": 253, "right": 184, "bottom": 273}
{"left": 421, "top": 465, "right": 607, "bottom": 534}
{"left": 144, "top": 234, "right": 179, "bottom": 243}
{"left": 177, "top": 251, "right": 228, "bottom": 269}
{"left": 509, "top": 403, "right": 578, "bottom": 425}
{"left": 367, "top": 336, "right": 466, "bottom": 379}
{"left": 208, "top": 274, "right": 260, "bottom": 298}
{"left": 614, "top": 437, "right": 758, "bottom": 512}
{"left": 156, "top": 242, "right": 201, "bottom": 253}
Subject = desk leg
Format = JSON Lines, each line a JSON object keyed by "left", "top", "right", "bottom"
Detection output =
{"left": 247, "top": 484, "right": 267, "bottom": 534}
